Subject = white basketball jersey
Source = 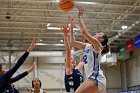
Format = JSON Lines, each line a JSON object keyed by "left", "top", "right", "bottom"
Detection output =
{"left": 31, "top": 89, "right": 44, "bottom": 93}
{"left": 83, "top": 44, "right": 106, "bottom": 91}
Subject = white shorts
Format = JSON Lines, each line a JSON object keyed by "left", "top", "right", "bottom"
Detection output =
{"left": 98, "top": 82, "right": 106, "bottom": 93}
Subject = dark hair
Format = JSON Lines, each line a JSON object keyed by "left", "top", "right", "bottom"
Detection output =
{"left": 101, "top": 34, "right": 109, "bottom": 55}
{"left": 32, "top": 78, "right": 42, "bottom": 88}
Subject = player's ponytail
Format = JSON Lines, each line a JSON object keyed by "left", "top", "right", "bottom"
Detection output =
{"left": 101, "top": 34, "right": 109, "bottom": 55}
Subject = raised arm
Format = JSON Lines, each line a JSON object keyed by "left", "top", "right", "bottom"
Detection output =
{"left": 61, "top": 24, "right": 72, "bottom": 75}
{"left": 9, "top": 63, "right": 35, "bottom": 84}
{"left": 0, "top": 37, "right": 36, "bottom": 85}
{"left": 27, "top": 36, "right": 36, "bottom": 52}
{"left": 76, "top": 53, "right": 84, "bottom": 71}
{"left": 68, "top": 16, "right": 86, "bottom": 50}
{"left": 78, "top": 6, "right": 102, "bottom": 51}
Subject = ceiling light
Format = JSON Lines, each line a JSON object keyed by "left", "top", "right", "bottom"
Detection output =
{"left": 121, "top": 25, "right": 128, "bottom": 30}
{"left": 47, "top": 27, "right": 80, "bottom": 31}
{"left": 60, "top": 40, "right": 63, "bottom": 43}
{"left": 53, "top": 44, "right": 64, "bottom": 46}
{"left": 49, "top": 0, "right": 98, "bottom": 5}
{"left": 36, "top": 43, "right": 46, "bottom": 46}
{"left": 118, "top": 32, "right": 121, "bottom": 36}
{"left": 47, "top": 23, "right": 50, "bottom": 27}
{"left": 29, "top": 51, "right": 63, "bottom": 56}
{"left": 47, "top": 27, "right": 61, "bottom": 30}
{"left": 76, "top": 1, "right": 98, "bottom": 5}
{"left": 73, "top": 28, "right": 80, "bottom": 31}
{"left": 36, "top": 43, "right": 64, "bottom": 46}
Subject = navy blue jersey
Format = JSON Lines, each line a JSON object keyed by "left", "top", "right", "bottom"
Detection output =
{"left": 2, "top": 88, "right": 19, "bottom": 93}
{"left": 0, "top": 51, "right": 29, "bottom": 92}
{"left": 65, "top": 69, "right": 83, "bottom": 92}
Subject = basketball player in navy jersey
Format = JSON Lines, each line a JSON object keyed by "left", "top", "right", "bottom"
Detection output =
{"left": 0, "top": 37, "right": 36, "bottom": 93}
{"left": 0, "top": 63, "right": 35, "bottom": 93}
{"left": 61, "top": 23, "right": 84, "bottom": 93}
{"left": 69, "top": 6, "right": 109, "bottom": 93}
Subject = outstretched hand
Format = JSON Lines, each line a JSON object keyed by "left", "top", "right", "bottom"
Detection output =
{"left": 61, "top": 23, "right": 70, "bottom": 36}
{"left": 27, "top": 63, "right": 35, "bottom": 74}
{"left": 27, "top": 36, "right": 36, "bottom": 52}
{"left": 78, "top": 6, "right": 84, "bottom": 18}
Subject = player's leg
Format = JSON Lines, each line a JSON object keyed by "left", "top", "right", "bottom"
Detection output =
{"left": 75, "top": 79, "right": 98, "bottom": 93}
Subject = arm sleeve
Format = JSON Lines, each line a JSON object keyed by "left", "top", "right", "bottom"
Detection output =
{"left": 9, "top": 71, "right": 28, "bottom": 84}
{"left": 0, "top": 51, "right": 29, "bottom": 87}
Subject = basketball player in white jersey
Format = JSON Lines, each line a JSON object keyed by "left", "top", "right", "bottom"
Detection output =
{"left": 69, "top": 6, "right": 109, "bottom": 93}
{"left": 29, "top": 78, "right": 47, "bottom": 93}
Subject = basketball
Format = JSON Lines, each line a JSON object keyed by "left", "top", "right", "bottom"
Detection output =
{"left": 59, "top": 0, "right": 74, "bottom": 12}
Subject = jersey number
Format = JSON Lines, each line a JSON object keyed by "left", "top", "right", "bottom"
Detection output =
{"left": 83, "top": 55, "right": 88, "bottom": 64}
